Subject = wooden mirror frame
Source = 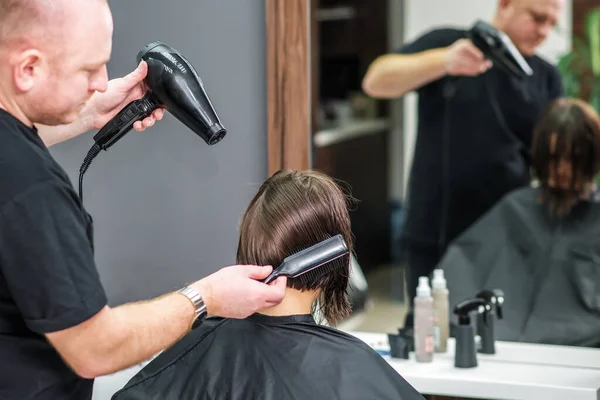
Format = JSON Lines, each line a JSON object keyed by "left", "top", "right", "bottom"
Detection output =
{"left": 265, "top": 0, "right": 312, "bottom": 175}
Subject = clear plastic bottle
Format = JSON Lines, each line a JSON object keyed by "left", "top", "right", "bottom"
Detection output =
{"left": 414, "top": 276, "right": 434, "bottom": 362}
{"left": 432, "top": 269, "right": 449, "bottom": 353}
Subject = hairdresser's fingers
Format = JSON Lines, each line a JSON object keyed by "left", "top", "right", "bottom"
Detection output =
{"left": 268, "top": 276, "right": 287, "bottom": 290}
{"left": 463, "top": 40, "right": 486, "bottom": 60}
{"left": 462, "top": 53, "right": 488, "bottom": 70}
{"left": 246, "top": 265, "right": 274, "bottom": 280}
{"left": 457, "top": 59, "right": 489, "bottom": 76}
{"left": 133, "top": 119, "right": 153, "bottom": 131}
{"left": 142, "top": 117, "right": 155, "bottom": 129}
{"left": 453, "top": 61, "right": 476, "bottom": 76}
{"left": 133, "top": 121, "right": 144, "bottom": 131}
{"left": 152, "top": 108, "right": 165, "bottom": 121}
{"left": 263, "top": 277, "right": 287, "bottom": 305}
{"left": 132, "top": 111, "right": 163, "bottom": 132}
{"left": 476, "top": 59, "right": 493, "bottom": 73}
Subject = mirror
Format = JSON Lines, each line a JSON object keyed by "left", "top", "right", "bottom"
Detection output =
{"left": 307, "top": 0, "right": 600, "bottom": 352}
{"left": 310, "top": 0, "right": 401, "bottom": 331}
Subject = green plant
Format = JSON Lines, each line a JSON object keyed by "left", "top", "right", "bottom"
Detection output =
{"left": 556, "top": 6, "right": 600, "bottom": 186}
{"left": 557, "top": 7, "right": 600, "bottom": 110}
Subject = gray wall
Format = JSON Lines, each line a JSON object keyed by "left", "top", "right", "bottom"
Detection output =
{"left": 51, "top": 0, "right": 268, "bottom": 305}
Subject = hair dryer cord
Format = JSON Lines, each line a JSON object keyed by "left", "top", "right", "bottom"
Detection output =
{"left": 78, "top": 143, "right": 101, "bottom": 202}
{"left": 484, "top": 74, "right": 530, "bottom": 161}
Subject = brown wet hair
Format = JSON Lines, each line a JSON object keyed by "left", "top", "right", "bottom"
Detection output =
{"left": 236, "top": 169, "right": 355, "bottom": 325}
{"left": 531, "top": 98, "right": 600, "bottom": 216}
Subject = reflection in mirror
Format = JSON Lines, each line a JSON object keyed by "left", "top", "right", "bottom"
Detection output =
{"left": 310, "top": 0, "right": 405, "bottom": 334}
{"left": 309, "top": 0, "right": 600, "bottom": 352}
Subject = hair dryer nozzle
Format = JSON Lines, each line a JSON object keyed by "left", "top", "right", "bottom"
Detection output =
{"left": 207, "top": 122, "right": 227, "bottom": 145}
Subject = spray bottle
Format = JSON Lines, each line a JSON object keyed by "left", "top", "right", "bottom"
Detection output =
{"left": 432, "top": 269, "right": 449, "bottom": 353}
{"left": 453, "top": 298, "right": 489, "bottom": 368}
{"left": 414, "top": 276, "right": 434, "bottom": 362}
{"left": 475, "top": 289, "right": 505, "bottom": 354}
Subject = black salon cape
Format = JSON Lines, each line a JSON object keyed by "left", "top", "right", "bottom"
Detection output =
{"left": 111, "top": 314, "right": 425, "bottom": 400}
{"left": 439, "top": 187, "right": 600, "bottom": 347}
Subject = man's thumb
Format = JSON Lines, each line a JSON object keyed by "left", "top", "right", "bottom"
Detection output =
{"left": 247, "top": 265, "right": 273, "bottom": 280}
{"left": 122, "top": 61, "right": 148, "bottom": 88}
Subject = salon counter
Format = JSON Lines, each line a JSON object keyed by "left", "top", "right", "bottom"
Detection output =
{"left": 347, "top": 331, "right": 600, "bottom": 400}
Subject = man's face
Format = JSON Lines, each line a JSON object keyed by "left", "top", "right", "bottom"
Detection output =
{"left": 27, "top": 1, "right": 113, "bottom": 125}
{"left": 500, "top": 0, "right": 564, "bottom": 57}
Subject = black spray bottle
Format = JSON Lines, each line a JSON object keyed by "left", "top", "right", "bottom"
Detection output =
{"left": 475, "top": 289, "right": 505, "bottom": 355}
{"left": 453, "top": 298, "right": 489, "bottom": 368}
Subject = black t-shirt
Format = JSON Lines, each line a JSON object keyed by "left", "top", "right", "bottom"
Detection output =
{"left": 398, "top": 28, "right": 564, "bottom": 247}
{"left": 0, "top": 109, "right": 107, "bottom": 400}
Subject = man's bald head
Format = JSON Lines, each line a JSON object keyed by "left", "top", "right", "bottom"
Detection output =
{"left": 0, "top": 0, "right": 66, "bottom": 50}
{"left": 0, "top": 0, "right": 113, "bottom": 127}
{"left": 0, "top": 0, "right": 110, "bottom": 52}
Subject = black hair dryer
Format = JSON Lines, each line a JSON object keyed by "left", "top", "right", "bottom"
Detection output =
{"left": 476, "top": 289, "right": 505, "bottom": 355}
{"left": 453, "top": 298, "right": 489, "bottom": 369}
{"left": 94, "top": 41, "right": 226, "bottom": 149}
{"left": 468, "top": 20, "right": 534, "bottom": 80}
{"left": 78, "top": 41, "right": 227, "bottom": 201}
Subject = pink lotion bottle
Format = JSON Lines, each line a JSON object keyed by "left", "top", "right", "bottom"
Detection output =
{"left": 414, "top": 276, "right": 434, "bottom": 362}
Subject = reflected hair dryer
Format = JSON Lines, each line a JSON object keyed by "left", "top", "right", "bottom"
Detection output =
{"left": 468, "top": 20, "right": 534, "bottom": 80}
{"left": 78, "top": 41, "right": 227, "bottom": 201}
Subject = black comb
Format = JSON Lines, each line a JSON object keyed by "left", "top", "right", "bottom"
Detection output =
{"left": 262, "top": 235, "right": 349, "bottom": 284}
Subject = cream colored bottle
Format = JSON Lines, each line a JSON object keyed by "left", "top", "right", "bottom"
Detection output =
{"left": 432, "top": 269, "right": 449, "bottom": 353}
{"left": 414, "top": 277, "right": 434, "bottom": 362}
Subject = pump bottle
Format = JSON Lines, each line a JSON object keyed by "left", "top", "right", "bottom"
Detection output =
{"left": 414, "top": 277, "right": 434, "bottom": 362}
{"left": 432, "top": 269, "right": 449, "bottom": 353}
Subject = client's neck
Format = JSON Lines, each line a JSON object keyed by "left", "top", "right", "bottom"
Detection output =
{"left": 257, "top": 288, "right": 317, "bottom": 317}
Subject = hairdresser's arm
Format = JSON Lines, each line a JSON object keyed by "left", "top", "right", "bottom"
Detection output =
{"left": 37, "top": 61, "right": 164, "bottom": 147}
{"left": 362, "top": 39, "right": 492, "bottom": 99}
{"left": 45, "top": 265, "right": 287, "bottom": 379}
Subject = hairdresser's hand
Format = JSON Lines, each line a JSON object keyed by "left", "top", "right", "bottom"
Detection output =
{"left": 192, "top": 265, "right": 287, "bottom": 319}
{"left": 82, "top": 61, "right": 165, "bottom": 132}
{"left": 445, "top": 39, "right": 493, "bottom": 77}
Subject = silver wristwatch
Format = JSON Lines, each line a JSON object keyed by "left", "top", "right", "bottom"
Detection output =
{"left": 178, "top": 286, "right": 207, "bottom": 322}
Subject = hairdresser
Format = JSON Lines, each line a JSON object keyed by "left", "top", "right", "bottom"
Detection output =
{"left": 362, "top": 0, "right": 565, "bottom": 328}
{"left": 0, "top": 1, "right": 287, "bottom": 399}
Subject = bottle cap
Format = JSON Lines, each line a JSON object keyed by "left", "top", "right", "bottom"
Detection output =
{"left": 432, "top": 269, "right": 447, "bottom": 290}
{"left": 416, "top": 276, "right": 431, "bottom": 297}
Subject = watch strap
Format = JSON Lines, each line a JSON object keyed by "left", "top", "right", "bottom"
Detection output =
{"left": 178, "top": 286, "right": 207, "bottom": 322}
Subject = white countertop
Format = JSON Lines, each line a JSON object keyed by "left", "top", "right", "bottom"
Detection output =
{"left": 347, "top": 331, "right": 600, "bottom": 400}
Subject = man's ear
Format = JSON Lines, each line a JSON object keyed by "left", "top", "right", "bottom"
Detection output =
{"left": 13, "top": 49, "right": 45, "bottom": 92}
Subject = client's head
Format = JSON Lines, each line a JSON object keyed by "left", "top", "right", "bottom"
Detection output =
{"left": 532, "top": 97, "right": 600, "bottom": 216}
{"left": 236, "top": 169, "right": 353, "bottom": 325}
